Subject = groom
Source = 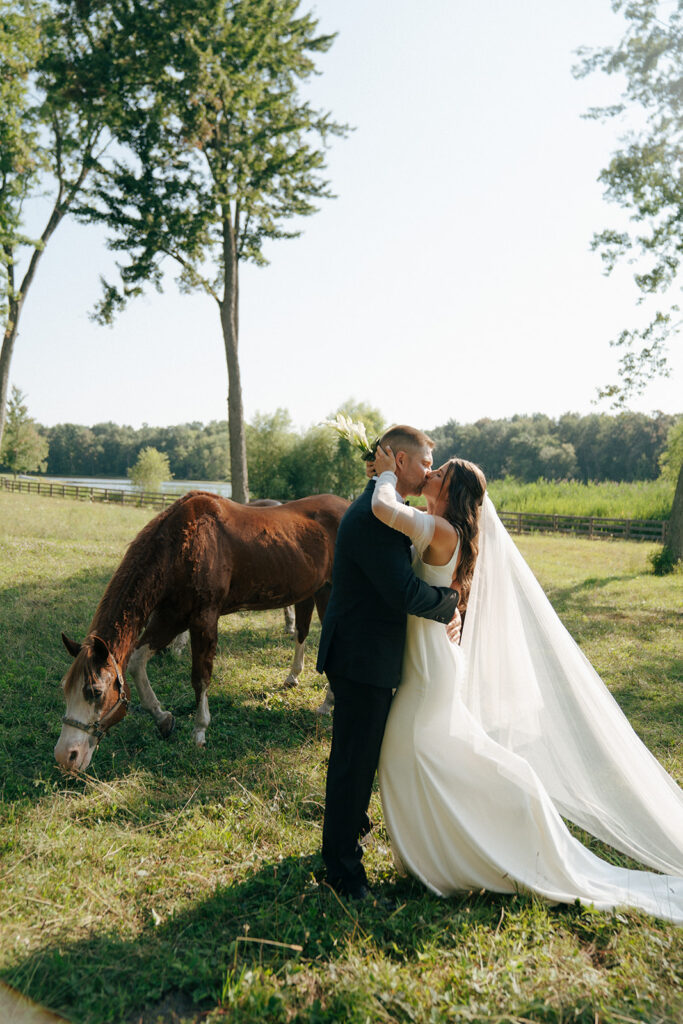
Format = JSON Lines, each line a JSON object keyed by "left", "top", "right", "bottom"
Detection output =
{"left": 317, "top": 424, "right": 460, "bottom": 900}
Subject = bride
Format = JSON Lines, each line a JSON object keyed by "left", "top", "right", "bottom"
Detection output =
{"left": 370, "top": 443, "right": 683, "bottom": 924}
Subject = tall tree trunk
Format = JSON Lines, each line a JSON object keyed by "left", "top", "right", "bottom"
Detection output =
{"left": 0, "top": 300, "right": 20, "bottom": 455}
{"left": 668, "top": 462, "right": 683, "bottom": 562}
{"left": 221, "top": 209, "right": 249, "bottom": 503}
{"left": 0, "top": 183, "right": 77, "bottom": 453}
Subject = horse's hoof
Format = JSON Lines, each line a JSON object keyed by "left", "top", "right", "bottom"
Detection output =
{"left": 315, "top": 700, "right": 333, "bottom": 716}
{"left": 157, "top": 713, "right": 175, "bottom": 739}
{"left": 193, "top": 731, "right": 206, "bottom": 747}
{"left": 283, "top": 675, "right": 298, "bottom": 689}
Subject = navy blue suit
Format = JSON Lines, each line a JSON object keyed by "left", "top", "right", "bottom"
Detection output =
{"left": 317, "top": 479, "right": 459, "bottom": 894}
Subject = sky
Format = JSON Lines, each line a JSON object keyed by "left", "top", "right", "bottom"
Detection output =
{"left": 11, "top": 0, "right": 682, "bottom": 435}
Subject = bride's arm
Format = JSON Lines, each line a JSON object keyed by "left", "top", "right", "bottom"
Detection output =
{"left": 371, "top": 470, "right": 436, "bottom": 556}
{"left": 372, "top": 446, "right": 458, "bottom": 567}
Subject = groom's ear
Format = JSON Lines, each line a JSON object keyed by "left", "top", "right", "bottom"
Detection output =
{"left": 394, "top": 450, "right": 407, "bottom": 473}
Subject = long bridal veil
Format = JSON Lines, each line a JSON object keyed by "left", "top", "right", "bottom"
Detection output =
{"left": 460, "top": 495, "right": 683, "bottom": 876}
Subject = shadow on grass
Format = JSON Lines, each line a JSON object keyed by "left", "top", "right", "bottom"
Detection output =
{"left": 0, "top": 851, "right": 604, "bottom": 1024}
{"left": 547, "top": 571, "right": 645, "bottom": 607}
{"left": 0, "top": 568, "right": 326, "bottom": 804}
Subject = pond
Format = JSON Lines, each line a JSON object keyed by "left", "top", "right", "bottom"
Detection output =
{"left": 17, "top": 474, "right": 233, "bottom": 498}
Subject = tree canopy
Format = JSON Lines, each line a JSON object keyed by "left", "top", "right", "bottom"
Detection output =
{"left": 0, "top": 1, "right": 118, "bottom": 453}
{"left": 575, "top": 0, "right": 682, "bottom": 405}
{"left": 127, "top": 445, "right": 172, "bottom": 492}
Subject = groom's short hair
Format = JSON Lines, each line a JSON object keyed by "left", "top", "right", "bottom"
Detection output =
{"left": 379, "top": 424, "right": 434, "bottom": 455}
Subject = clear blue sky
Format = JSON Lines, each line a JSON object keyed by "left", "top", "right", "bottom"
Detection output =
{"left": 12, "top": 0, "right": 682, "bottom": 433}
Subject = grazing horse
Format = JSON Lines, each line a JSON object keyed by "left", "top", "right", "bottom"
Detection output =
{"left": 55, "top": 491, "right": 348, "bottom": 771}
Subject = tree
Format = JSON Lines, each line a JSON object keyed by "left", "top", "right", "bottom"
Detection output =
{"left": 574, "top": 0, "right": 682, "bottom": 406}
{"left": 658, "top": 417, "right": 683, "bottom": 482}
{"left": 326, "top": 399, "right": 385, "bottom": 498}
{"left": 0, "top": 385, "right": 48, "bottom": 476}
{"left": 127, "top": 446, "right": 171, "bottom": 493}
{"left": 72, "top": 0, "right": 348, "bottom": 503}
{"left": 576, "top": 1, "right": 683, "bottom": 563}
{"left": 0, "top": 1, "right": 117, "bottom": 455}
{"left": 246, "top": 408, "right": 297, "bottom": 498}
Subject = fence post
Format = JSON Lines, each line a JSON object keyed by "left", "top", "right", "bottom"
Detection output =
{"left": 589, "top": 517, "right": 594, "bottom": 539}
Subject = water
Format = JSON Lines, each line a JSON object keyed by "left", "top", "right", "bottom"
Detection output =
{"left": 19, "top": 475, "right": 233, "bottom": 498}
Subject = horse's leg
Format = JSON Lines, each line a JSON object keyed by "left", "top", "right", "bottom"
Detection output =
{"left": 283, "top": 605, "right": 296, "bottom": 636}
{"left": 313, "top": 583, "right": 335, "bottom": 716}
{"left": 283, "top": 595, "right": 314, "bottom": 688}
{"left": 189, "top": 611, "right": 219, "bottom": 746}
{"left": 129, "top": 611, "right": 185, "bottom": 738}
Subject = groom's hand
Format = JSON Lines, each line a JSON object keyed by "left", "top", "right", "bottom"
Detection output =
{"left": 446, "top": 606, "right": 461, "bottom": 644}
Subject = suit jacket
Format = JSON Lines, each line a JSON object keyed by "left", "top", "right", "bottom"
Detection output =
{"left": 316, "top": 479, "right": 459, "bottom": 689}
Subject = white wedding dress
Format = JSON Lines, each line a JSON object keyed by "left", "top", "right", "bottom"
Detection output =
{"left": 375, "top": 487, "right": 683, "bottom": 923}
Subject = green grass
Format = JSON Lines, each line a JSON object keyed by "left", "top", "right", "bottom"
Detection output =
{"left": 0, "top": 491, "right": 682, "bottom": 1023}
{"left": 487, "top": 478, "right": 675, "bottom": 520}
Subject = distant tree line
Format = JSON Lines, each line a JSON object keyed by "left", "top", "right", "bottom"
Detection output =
{"left": 17, "top": 408, "right": 678, "bottom": 497}
{"left": 42, "top": 421, "right": 229, "bottom": 481}
{"left": 430, "top": 412, "right": 677, "bottom": 485}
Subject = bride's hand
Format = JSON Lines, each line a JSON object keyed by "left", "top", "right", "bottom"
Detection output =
{"left": 374, "top": 443, "right": 396, "bottom": 475}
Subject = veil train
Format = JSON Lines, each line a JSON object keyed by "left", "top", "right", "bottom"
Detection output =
{"left": 460, "top": 495, "right": 683, "bottom": 875}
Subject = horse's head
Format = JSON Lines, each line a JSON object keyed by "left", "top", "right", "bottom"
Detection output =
{"left": 54, "top": 633, "right": 130, "bottom": 771}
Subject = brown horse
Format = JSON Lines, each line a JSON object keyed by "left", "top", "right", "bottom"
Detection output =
{"left": 54, "top": 491, "right": 348, "bottom": 771}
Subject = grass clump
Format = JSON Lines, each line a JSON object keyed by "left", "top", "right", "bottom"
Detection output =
{"left": 649, "top": 545, "right": 681, "bottom": 576}
{"left": 0, "top": 492, "right": 681, "bottom": 1023}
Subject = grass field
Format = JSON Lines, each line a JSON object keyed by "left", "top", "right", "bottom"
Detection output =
{"left": 0, "top": 492, "right": 681, "bottom": 1024}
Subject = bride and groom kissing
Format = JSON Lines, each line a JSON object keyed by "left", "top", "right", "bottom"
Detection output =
{"left": 316, "top": 424, "right": 683, "bottom": 922}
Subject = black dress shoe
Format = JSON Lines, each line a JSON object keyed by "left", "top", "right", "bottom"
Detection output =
{"left": 343, "top": 885, "right": 396, "bottom": 911}
{"left": 346, "top": 883, "right": 373, "bottom": 902}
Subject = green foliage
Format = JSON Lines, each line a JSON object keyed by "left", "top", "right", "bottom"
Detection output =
{"left": 659, "top": 417, "right": 683, "bottom": 482}
{"left": 245, "top": 399, "right": 385, "bottom": 499}
{"left": 246, "top": 409, "right": 297, "bottom": 498}
{"left": 0, "top": 0, "right": 44, "bottom": 286}
{"left": 74, "top": 0, "right": 348, "bottom": 309}
{"left": 0, "top": 492, "right": 681, "bottom": 1023}
{"left": 574, "top": 0, "right": 683, "bottom": 405}
{"left": 127, "top": 445, "right": 172, "bottom": 492}
{"left": 431, "top": 410, "right": 676, "bottom": 484}
{"left": 649, "top": 545, "right": 680, "bottom": 576}
{"left": 488, "top": 478, "right": 675, "bottom": 520}
{"left": 0, "top": 385, "right": 47, "bottom": 475}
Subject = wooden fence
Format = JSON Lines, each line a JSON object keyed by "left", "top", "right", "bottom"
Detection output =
{"left": 497, "top": 509, "right": 668, "bottom": 543}
{"left": 1, "top": 475, "right": 670, "bottom": 543}
{"left": 0, "top": 475, "right": 177, "bottom": 510}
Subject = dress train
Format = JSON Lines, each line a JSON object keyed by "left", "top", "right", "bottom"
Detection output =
{"left": 378, "top": 542, "right": 683, "bottom": 923}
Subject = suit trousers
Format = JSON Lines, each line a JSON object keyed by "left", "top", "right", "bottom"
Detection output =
{"left": 322, "top": 673, "right": 394, "bottom": 894}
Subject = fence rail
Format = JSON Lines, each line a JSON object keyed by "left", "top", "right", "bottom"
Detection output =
{"left": 1, "top": 476, "right": 177, "bottom": 510}
{"left": 1, "top": 475, "right": 670, "bottom": 543}
{"left": 497, "top": 509, "right": 668, "bottom": 543}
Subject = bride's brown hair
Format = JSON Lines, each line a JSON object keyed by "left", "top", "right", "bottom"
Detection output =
{"left": 441, "top": 458, "right": 487, "bottom": 609}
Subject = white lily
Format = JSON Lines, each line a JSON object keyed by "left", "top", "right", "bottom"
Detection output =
{"left": 323, "top": 414, "right": 373, "bottom": 456}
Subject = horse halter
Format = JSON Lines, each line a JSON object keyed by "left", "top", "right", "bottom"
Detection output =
{"left": 62, "top": 637, "right": 130, "bottom": 743}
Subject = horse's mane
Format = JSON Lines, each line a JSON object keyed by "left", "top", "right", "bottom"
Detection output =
{"left": 89, "top": 497, "right": 190, "bottom": 653}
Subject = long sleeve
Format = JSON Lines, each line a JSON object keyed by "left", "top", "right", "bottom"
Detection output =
{"left": 371, "top": 471, "right": 435, "bottom": 557}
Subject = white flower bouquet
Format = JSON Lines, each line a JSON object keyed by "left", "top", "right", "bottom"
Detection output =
{"left": 323, "top": 414, "right": 377, "bottom": 461}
